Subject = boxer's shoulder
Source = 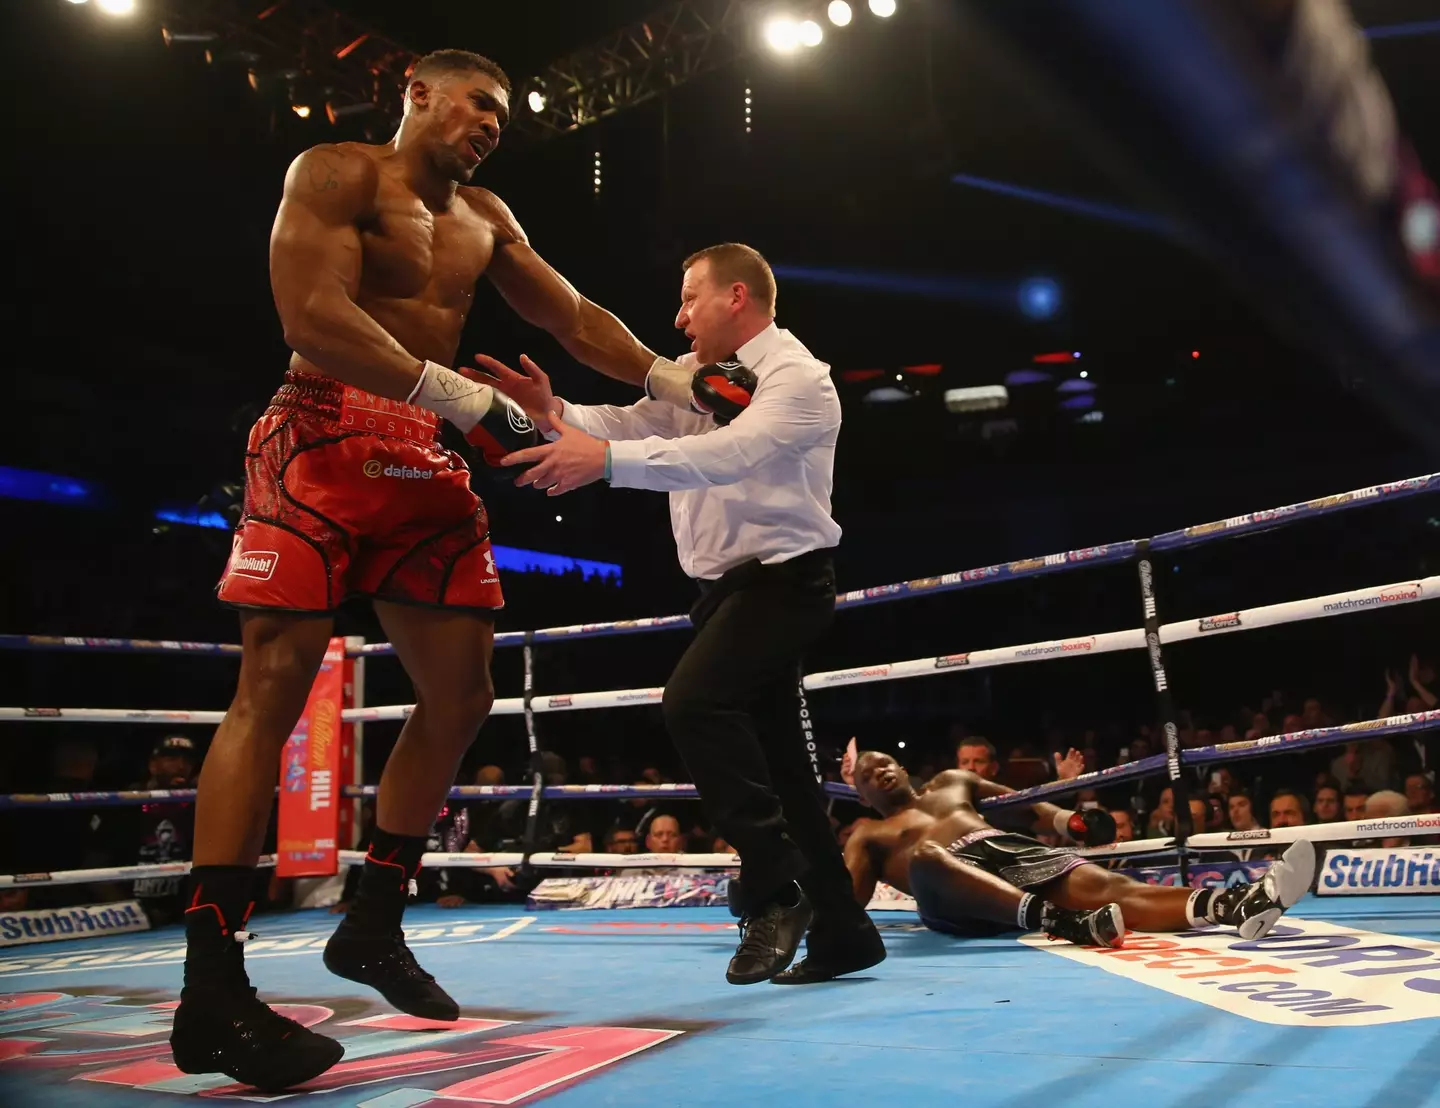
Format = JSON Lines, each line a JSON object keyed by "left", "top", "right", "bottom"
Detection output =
{"left": 283, "top": 142, "right": 381, "bottom": 211}
{"left": 457, "top": 186, "right": 522, "bottom": 242}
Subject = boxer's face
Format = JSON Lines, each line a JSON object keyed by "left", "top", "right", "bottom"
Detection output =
{"left": 677, "top": 259, "right": 741, "bottom": 365}
{"left": 410, "top": 72, "right": 509, "bottom": 183}
{"left": 854, "top": 752, "right": 911, "bottom": 810}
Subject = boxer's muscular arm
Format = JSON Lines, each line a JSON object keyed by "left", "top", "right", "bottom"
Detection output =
{"left": 843, "top": 821, "right": 880, "bottom": 906}
{"left": 270, "top": 145, "right": 423, "bottom": 400}
{"left": 476, "top": 190, "right": 659, "bottom": 386}
{"left": 949, "top": 770, "right": 1068, "bottom": 835}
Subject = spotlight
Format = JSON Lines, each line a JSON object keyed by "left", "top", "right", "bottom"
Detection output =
{"left": 64, "top": 0, "right": 90, "bottom": 6}
{"left": 798, "top": 19, "right": 823, "bottom": 46}
{"left": 554, "top": 515, "right": 563, "bottom": 522}
{"left": 326, "top": 100, "right": 377, "bottom": 124}
{"left": 1017, "top": 277, "right": 1062, "bottom": 320}
{"left": 828, "top": 1, "right": 853, "bottom": 26}
{"left": 1191, "top": 349, "right": 1200, "bottom": 359}
{"left": 868, "top": 0, "right": 897, "bottom": 16}
{"left": 162, "top": 28, "right": 218, "bottom": 46}
{"left": 764, "top": 17, "right": 801, "bottom": 54}
{"left": 1079, "top": 370, "right": 1088, "bottom": 379}
{"left": 97, "top": 0, "right": 135, "bottom": 13}
{"left": 292, "top": 104, "right": 312, "bottom": 119}
{"left": 897, "top": 741, "right": 906, "bottom": 749}
{"left": 528, "top": 89, "right": 546, "bottom": 113}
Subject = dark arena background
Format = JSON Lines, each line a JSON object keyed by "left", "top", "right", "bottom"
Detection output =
{"left": 2, "top": 1, "right": 1439, "bottom": 1106}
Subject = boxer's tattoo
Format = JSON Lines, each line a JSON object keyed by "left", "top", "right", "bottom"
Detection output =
{"left": 308, "top": 157, "right": 341, "bottom": 192}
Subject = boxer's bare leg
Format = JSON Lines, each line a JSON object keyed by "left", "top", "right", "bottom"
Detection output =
{"left": 193, "top": 611, "right": 334, "bottom": 864}
{"left": 175, "top": 610, "right": 343, "bottom": 1088}
{"left": 372, "top": 602, "right": 495, "bottom": 833}
{"left": 1045, "top": 863, "right": 1196, "bottom": 931}
{"left": 323, "top": 603, "right": 493, "bottom": 1023}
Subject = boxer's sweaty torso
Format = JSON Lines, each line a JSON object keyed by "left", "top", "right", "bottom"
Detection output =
{"left": 220, "top": 142, "right": 516, "bottom": 613}
{"left": 863, "top": 775, "right": 990, "bottom": 895}
{"left": 285, "top": 141, "right": 502, "bottom": 416}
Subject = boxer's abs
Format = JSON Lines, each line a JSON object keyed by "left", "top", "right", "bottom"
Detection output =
{"left": 879, "top": 806, "right": 992, "bottom": 891}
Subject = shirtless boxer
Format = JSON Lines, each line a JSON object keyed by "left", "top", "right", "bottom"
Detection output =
{"left": 173, "top": 49, "right": 683, "bottom": 1091}
{"left": 842, "top": 750, "right": 1315, "bottom": 954}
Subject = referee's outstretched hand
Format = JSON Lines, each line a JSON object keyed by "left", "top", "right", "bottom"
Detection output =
{"left": 502, "top": 411, "right": 608, "bottom": 496}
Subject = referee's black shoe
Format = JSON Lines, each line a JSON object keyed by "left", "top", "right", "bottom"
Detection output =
{"left": 726, "top": 884, "right": 812, "bottom": 984}
{"left": 771, "top": 916, "right": 886, "bottom": 984}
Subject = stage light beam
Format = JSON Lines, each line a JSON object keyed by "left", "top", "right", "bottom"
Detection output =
{"left": 97, "top": 0, "right": 136, "bottom": 14}
{"left": 798, "top": 20, "right": 823, "bottom": 46}
{"left": 828, "top": 1, "right": 853, "bottom": 27}
{"left": 868, "top": 0, "right": 897, "bottom": 18}
{"left": 764, "top": 17, "right": 801, "bottom": 54}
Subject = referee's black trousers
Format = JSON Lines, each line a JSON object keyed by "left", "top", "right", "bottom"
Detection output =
{"left": 661, "top": 549, "right": 858, "bottom": 920}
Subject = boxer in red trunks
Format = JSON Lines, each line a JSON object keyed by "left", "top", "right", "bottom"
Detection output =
{"left": 174, "top": 49, "right": 671, "bottom": 1091}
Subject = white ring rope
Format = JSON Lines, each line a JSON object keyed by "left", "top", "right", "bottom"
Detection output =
{"left": 12, "top": 815, "right": 1437, "bottom": 887}
{"left": 0, "top": 851, "right": 741, "bottom": 889}
{"left": 5, "top": 574, "right": 1433, "bottom": 725}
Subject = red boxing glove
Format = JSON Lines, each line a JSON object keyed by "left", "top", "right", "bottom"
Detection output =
{"left": 1064, "top": 808, "right": 1117, "bottom": 847}
{"left": 690, "top": 359, "right": 757, "bottom": 425}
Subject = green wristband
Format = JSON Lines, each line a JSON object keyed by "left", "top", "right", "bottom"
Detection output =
{"left": 604, "top": 442, "right": 613, "bottom": 483}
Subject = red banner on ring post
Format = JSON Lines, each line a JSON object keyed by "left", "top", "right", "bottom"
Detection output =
{"left": 277, "top": 637, "right": 347, "bottom": 878}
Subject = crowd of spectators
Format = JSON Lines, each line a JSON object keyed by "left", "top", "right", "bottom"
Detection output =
{"left": 1, "top": 648, "right": 1434, "bottom": 921}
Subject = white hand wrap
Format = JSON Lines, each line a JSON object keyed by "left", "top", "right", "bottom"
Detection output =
{"left": 406, "top": 360, "right": 498, "bottom": 433}
{"left": 644, "top": 356, "right": 700, "bottom": 411}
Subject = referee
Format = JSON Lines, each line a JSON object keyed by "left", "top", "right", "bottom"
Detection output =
{"left": 481, "top": 243, "right": 885, "bottom": 985}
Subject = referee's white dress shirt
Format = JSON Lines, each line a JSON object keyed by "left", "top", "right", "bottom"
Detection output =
{"left": 556, "top": 322, "right": 842, "bottom": 580}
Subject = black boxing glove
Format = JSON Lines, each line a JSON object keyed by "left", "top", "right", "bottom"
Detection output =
{"left": 1055, "top": 807, "right": 1117, "bottom": 847}
{"left": 408, "top": 360, "right": 539, "bottom": 466}
{"left": 690, "top": 359, "right": 757, "bottom": 425}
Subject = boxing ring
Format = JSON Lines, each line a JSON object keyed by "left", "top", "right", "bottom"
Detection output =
{"left": 2, "top": 471, "right": 1439, "bottom": 1107}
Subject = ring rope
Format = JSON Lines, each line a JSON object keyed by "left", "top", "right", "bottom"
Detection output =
{"left": 8, "top": 574, "right": 1434, "bottom": 727}
{"left": 2, "top": 472, "right": 1433, "bottom": 659}
{"left": 10, "top": 811, "right": 1438, "bottom": 889}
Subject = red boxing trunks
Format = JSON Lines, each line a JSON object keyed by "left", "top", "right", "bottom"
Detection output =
{"left": 217, "top": 369, "right": 504, "bottom": 614}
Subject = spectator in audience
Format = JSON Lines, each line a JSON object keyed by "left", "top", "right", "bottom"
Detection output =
{"left": 1300, "top": 698, "right": 1330, "bottom": 729}
{"left": 1207, "top": 767, "right": 1236, "bottom": 796}
{"left": 644, "top": 814, "right": 684, "bottom": 854}
{"left": 1245, "top": 712, "right": 1272, "bottom": 740}
{"left": 1204, "top": 794, "right": 1228, "bottom": 832}
{"left": 1148, "top": 786, "right": 1176, "bottom": 835}
{"left": 1330, "top": 740, "right": 1396, "bottom": 794}
{"left": 712, "top": 837, "right": 739, "bottom": 855}
{"left": 955, "top": 737, "right": 1001, "bottom": 779}
{"left": 1363, "top": 790, "right": 1412, "bottom": 847}
{"left": 1404, "top": 772, "right": 1435, "bottom": 815}
{"left": 1312, "top": 784, "right": 1342, "bottom": 824}
{"left": 1281, "top": 713, "right": 1305, "bottom": 734}
{"left": 1228, "top": 790, "right": 1263, "bottom": 831}
{"left": 1343, "top": 786, "right": 1371, "bottom": 822}
{"left": 1187, "top": 797, "right": 1210, "bottom": 834}
{"left": 132, "top": 735, "right": 201, "bottom": 925}
{"left": 1109, "top": 810, "right": 1135, "bottom": 843}
{"left": 604, "top": 826, "right": 640, "bottom": 855}
{"left": 1269, "top": 789, "right": 1311, "bottom": 828}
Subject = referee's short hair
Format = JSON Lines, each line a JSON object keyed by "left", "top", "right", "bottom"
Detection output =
{"left": 683, "top": 243, "right": 777, "bottom": 316}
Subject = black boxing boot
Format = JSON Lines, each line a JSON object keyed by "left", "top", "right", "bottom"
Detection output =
{"left": 170, "top": 866, "right": 344, "bottom": 1091}
{"left": 322, "top": 829, "right": 459, "bottom": 1021}
{"left": 1041, "top": 901, "right": 1126, "bottom": 949}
